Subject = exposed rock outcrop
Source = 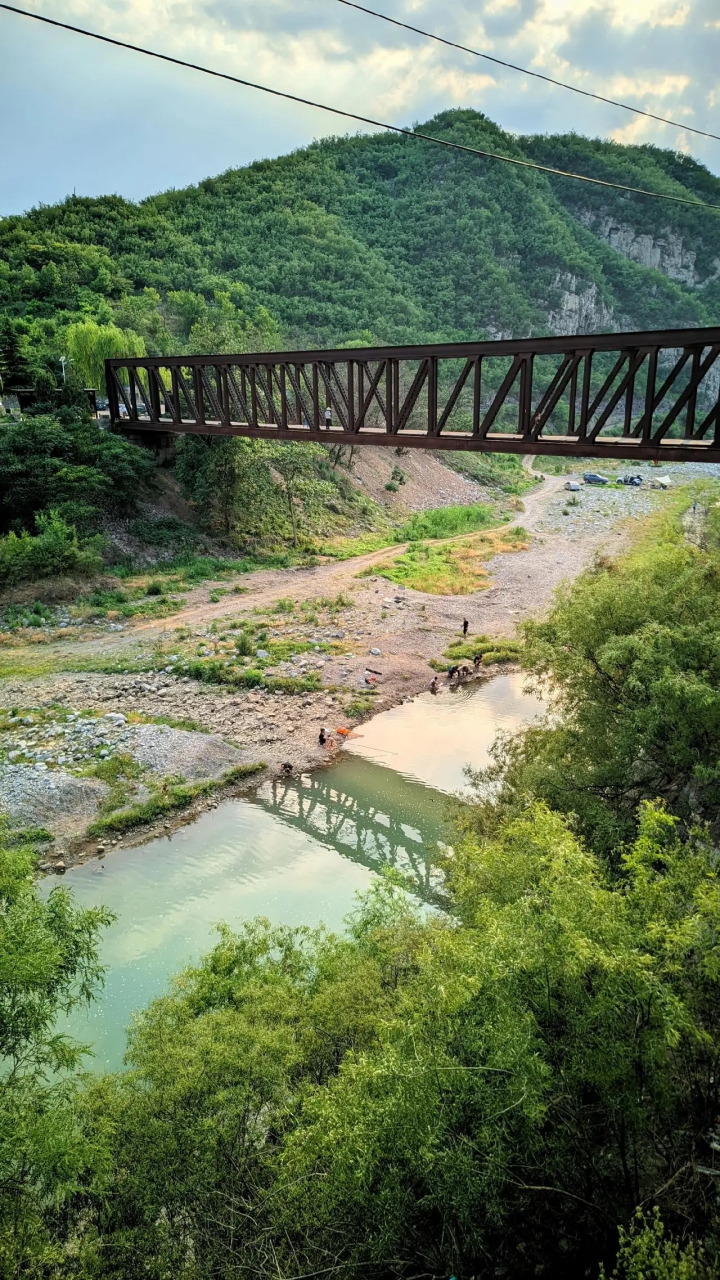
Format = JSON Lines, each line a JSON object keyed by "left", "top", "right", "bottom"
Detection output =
{"left": 575, "top": 211, "right": 718, "bottom": 288}
{"left": 546, "top": 275, "right": 617, "bottom": 336}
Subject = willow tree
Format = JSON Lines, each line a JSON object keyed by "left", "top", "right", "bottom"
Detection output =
{"left": 65, "top": 320, "right": 145, "bottom": 391}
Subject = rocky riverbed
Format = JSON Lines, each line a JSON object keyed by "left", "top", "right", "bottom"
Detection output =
{"left": 2, "top": 465, "right": 688, "bottom": 867}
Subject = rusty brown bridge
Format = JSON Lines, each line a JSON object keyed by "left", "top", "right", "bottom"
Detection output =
{"left": 105, "top": 325, "right": 720, "bottom": 463}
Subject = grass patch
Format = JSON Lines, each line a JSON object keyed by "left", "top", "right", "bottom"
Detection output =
{"left": 75, "top": 586, "right": 183, "bottom": 621}
{"left": 128, "top": 712, "right": 210, "bottom": 734}
{"left": 445, "top": 636, "right": 523, "bottom": 660}
{"left": 0, "top": 649, "right": 161, "bottom": 680}
{"left": 344, "top": 694, "right": 378, "bottom": 718}
{"left": 430, "top": 635, "right": 524, "bottom": 671}
{"left": 322, "top": 504, "right": 519, "bottom": 562}
{"left": 179, "top": 657, "right": 322, "bottom": 695}
{"left": 167, "top": 552, "right": 291, "bottom": 582}
{"left": 397, "top": 504, "right": 496, "bottom": 541}
{"left": 85, "top": 752, "right": 143, "bottom": 784}
{"left": 5, "top": 826, "right": 54, "bottom": 848}
{"left": 87, "top": 763, "right": 265, "bottom": 836}
{"left": 441, "top": 452, "right": 540, "bottom": 494}
{"left": 360, "top": 527, "right": 529, "bottom": 595}
{"left": 320, "top": 531, "right": 403, "bottom": 560}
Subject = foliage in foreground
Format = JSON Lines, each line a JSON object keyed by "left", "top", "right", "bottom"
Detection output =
{"left": 470, "top": 515, "right": 720, "bottom": 861}
{"left": 0, "top": 827, "right": 113, "bottom": 1274}
{"left": 49, "top": 801, "right": 718, "bottom": 1279}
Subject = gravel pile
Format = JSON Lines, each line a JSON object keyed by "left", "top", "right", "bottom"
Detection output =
{"left": 0, "top": 765, "right": 108, "bottom": 834}
{"left": 120, "top": 723, "right": 245, "bottom": 780}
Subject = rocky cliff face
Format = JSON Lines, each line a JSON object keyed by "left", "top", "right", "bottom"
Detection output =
{"left": 575, "top": 210, "right": 720, "bottom": 289}
{"left": 546, "top": 274, "right": 617, "bottom": 336}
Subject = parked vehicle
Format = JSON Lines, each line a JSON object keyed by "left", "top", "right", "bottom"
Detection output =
{"left": 583, "top": 472, "right": 609, "bottom": 485}
{"left": 564, "top": 480, "right": 581, "bottom": 491}
{"left": 616, "top": 474, "right": 643, "bottom": 486}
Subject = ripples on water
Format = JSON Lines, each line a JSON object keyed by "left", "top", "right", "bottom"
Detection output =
{"left": 53, "top": 672, "right": 545, "bottom": 1069}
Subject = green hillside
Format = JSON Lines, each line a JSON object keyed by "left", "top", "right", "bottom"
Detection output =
{"left": 2, "top": 108, "right": 719, "bottom": 390}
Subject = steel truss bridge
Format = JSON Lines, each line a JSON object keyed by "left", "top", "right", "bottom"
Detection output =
{"left": 106, "top": 325, "right": 720, "bottom": 464}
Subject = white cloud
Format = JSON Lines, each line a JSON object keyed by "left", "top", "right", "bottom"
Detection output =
{"left": 1, "top": 0, "right": 718, "bottom": 215}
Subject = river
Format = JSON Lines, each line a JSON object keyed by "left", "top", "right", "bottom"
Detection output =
{"left": 56, "top": 672, "right": 545, "bottom": 1070}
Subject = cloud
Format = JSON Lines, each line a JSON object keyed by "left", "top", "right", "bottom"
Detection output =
{"left": 1, "top": 0, "right": 718, "bottom": 215}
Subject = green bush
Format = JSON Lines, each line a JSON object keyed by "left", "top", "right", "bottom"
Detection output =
{"left": 234, "top": 631, "right": 254, "bottom": 656}
{"left": 481, "top": 524, "right": 720, "bottom": 860}
{"left": 0, "top": 511, "right": 104, "bottom": 586}
{"left": 602, "top": 1209, "right": 708, "bottom": 1279}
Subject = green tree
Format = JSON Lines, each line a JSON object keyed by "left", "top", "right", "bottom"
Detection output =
{"left": 0, "top": 410, "right": 156, "bottom": 534}
{"left": 65, "top": 320, "right": 145, "bottom": 391}
{"left": 468, "top": 524, "right": 720, "bottom": 860}
{"left": 175, "top": 435, "right": 279, "bottom": 538}
{"left": 0, "top": 315, "right": 35, "bottom": 391}
{"left": 113, "top": 288, "right": 173, "bottom": 356}
{"left": 264, "top": 441, "right": 330, "bottom": 546}
{"left": 0, "top": 828, "right": 113, "bottom": 1275}
{"left": 603, "top": 1209, "right": 709, "bottom": 1279}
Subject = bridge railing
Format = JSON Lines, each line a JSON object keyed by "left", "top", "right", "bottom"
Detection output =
{"left": 105, "top": 326, "right": 720, "bottom": 462}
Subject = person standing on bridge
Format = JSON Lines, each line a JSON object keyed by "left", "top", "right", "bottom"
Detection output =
{"left": 324, "top": 405, "right": 332, "bottom": 429}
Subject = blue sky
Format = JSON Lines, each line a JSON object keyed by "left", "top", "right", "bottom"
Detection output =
{"left": 1, "top": 0, "right": 719, "bottom": 217}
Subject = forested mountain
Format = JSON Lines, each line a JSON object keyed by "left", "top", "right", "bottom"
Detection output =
{"left": 2, "top": 108, "right": 720, "bottom": 391}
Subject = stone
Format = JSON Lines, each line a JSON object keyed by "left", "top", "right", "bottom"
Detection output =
{"left": 370, "top": 648, "right": 381, "bottom": 656}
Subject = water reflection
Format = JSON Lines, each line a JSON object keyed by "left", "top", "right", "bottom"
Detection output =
{"left": 251, "top": 756, "right": 449, "bottom": 907}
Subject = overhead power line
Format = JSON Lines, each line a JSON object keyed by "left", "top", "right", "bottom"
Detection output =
{"left": 336, "top": 0, "right": 720, "bottom": 145}
{"left": 1, "top": 3, "right": 718, "bottom": 213}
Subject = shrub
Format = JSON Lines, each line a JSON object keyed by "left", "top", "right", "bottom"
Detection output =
{"left": 234, "top": 631, "right": 254, "bottom": 656}
{"left": 0, "top": 511, "right": 104, "bottom": 586}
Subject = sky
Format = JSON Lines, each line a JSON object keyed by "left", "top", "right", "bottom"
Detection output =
{"left": 1, "top": 0, "right": 719, "bottom": 218}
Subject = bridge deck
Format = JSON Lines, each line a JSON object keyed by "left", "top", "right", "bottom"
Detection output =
{"left": 105, "top": 326, "right": 720, "bottom": 463}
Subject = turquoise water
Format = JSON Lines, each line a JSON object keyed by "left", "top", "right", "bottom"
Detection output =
{"left": 55, "top": 672, "right": 544, "bottom": 1070}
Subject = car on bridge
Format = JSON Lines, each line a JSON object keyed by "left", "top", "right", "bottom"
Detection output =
{"left": 583, "top": 472, "right": 609, "bottom": 485}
